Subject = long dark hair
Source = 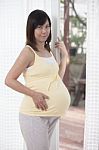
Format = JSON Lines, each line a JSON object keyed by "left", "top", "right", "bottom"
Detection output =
{"left": 26, "top": 9, "right": 51, "bottom": 52}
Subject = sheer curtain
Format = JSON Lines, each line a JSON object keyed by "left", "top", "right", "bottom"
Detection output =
{"left": 0, "top": 1, "right": 25, "bottom": 149}
{"left": 0, "top": 0, "right": 60, "bottom": 149}
{"left": 84, "top": 0, "right": 99, "bottom": 149}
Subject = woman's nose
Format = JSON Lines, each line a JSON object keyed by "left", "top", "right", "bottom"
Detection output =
{"left": 41, "top": 28, "right": 47, "bottom": 33}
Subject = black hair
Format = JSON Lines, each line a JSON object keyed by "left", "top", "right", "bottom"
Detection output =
{"left": 26, "top": 9, "right": 51, "bottom": 52}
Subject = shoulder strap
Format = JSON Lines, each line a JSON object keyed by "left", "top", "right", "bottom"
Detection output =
{"left": 25, "top": 45, "right": 37, "bottom": 55}
{"left": 50, "top": 51, "right": 54, "bottom": 57}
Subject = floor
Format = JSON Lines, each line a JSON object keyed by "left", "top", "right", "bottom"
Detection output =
{"left": 59, "top": 106, "right": 85, "bottom": 150}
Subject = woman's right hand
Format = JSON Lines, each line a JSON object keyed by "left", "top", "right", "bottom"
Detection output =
{"left": 31, "top": 91, "right": 49, "bottom": 111}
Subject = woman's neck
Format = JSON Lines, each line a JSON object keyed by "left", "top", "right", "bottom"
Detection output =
{"left": 36, "top": 43, "right": 46, "bottom": 52}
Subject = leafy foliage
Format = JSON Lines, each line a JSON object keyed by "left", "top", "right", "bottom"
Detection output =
{"left": 70, "top": 16, "right": 86, "bottom": 50}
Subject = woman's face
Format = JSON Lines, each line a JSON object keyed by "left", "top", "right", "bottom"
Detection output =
{"left": 34, "top": 19, "right": 50, "bottom": 44}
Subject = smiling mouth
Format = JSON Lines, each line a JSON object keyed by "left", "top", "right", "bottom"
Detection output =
{"left": 42, "top": 36, "right": 47, "bottom": 38}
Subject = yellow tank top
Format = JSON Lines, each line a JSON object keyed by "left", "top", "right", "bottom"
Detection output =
{"left": 19, "top": 45, "right": 71, "bottom": 116}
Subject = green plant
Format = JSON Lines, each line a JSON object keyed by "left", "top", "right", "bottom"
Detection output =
{"left": 70, "top": 16, "right": 86, "bottom": 52}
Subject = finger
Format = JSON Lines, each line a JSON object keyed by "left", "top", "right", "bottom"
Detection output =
{"left": 37, "top": 102, "right": 45, "bottom": 110}
{"left": 36, "top": 103, "right": 41, "bottom": 109}
{"left": 35, "top": 101, "right": 48, "bottom": 111}
{"left": 43, "top": 101, "right": 48, "bottom": 110}
{"left": 45, "top": 104, "right": 48, "bottom": 110}
{"left": 55, "top": 44, "right": 61, "bottom": 49}
{"left": 43, "top": 94, "right": 49, "bottom": 100}
{"left": 35, "top": 100, "right": 42, "bottom": 109}
{"left": 57, "top": 37, "right": 61, "bottom": 42}
{"left": 38, "top": 99, "right": 47, "bottom": 110}
{"left": 33, "top": 99, "right": 44, "bottom": 110}
{"left": 39, "top": 102, "right": 47, "bottom": 111}
{"left": 55, "top": 42, "right": 62, "bottom": 47}
{"left": 55, "top": 41, "right": 60, "bottom": 45}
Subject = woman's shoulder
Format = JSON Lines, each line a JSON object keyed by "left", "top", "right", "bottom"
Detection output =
{"left": 25, "top": 45, "right": 36, "bottom": 54}
{"left": 18, "top": 46, "right": 35, "bottom": 63}
{"left": 22, "top": 45, "right": 35, "bottom": 57}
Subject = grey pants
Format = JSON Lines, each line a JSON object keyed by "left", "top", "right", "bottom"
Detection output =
{"left": 19, "top": 113, "right": 59, "bottom": 150}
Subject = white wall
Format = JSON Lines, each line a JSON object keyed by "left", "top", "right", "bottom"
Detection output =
{"left": 0, "top": 0, "right": 60, "bottom": 149}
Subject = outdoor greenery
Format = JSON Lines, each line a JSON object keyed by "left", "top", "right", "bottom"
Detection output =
{"left": 70, "top": 16, "right": 86, "bottom": 52}
{"left": 60, "top": 0, "right": 87, "bottom": 53}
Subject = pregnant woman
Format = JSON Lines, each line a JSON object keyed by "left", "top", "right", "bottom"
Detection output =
{"left": 5, "top": 9, "right": 71, "bottom": 150}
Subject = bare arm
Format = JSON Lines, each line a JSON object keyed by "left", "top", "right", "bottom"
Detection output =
{"left": 5, "top": 47, "right": 35, "bottom": 97}
{"left": 55, "top": 40, "right": 70, "bottom": 80}
{"left": 5, "top": 47, "right": 49, "bottom": 111}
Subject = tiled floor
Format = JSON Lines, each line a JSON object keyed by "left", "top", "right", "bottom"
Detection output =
{"left": 59, "top": 106, "right": 85, "bottom": 150}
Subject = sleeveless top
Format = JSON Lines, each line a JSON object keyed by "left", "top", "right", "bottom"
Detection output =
{"left": 19, "top": 45, "right": 71, "bottom": 116}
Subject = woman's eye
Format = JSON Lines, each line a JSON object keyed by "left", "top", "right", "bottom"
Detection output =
{"left": 36, "top": 25, "right": 50, "bottom": 30}
{"left": 46, "top": 25, "right": 50, "bottom": 28}
{"left": 37, "top": 26, "right": 41, "bottom": 28}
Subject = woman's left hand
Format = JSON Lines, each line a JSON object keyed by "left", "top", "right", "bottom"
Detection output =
{"left": 55, "top": 38, "right": 70, "bottom": 64}
{"left": 55, "top": 38, "right": 67, "bottom": 55}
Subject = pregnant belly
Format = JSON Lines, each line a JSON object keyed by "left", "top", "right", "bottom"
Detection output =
{"left": 20, "top": 78, "right": 71, "bottom": 116}
{"left": 47, "top": 79, "right": 71, "bottom": 113}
